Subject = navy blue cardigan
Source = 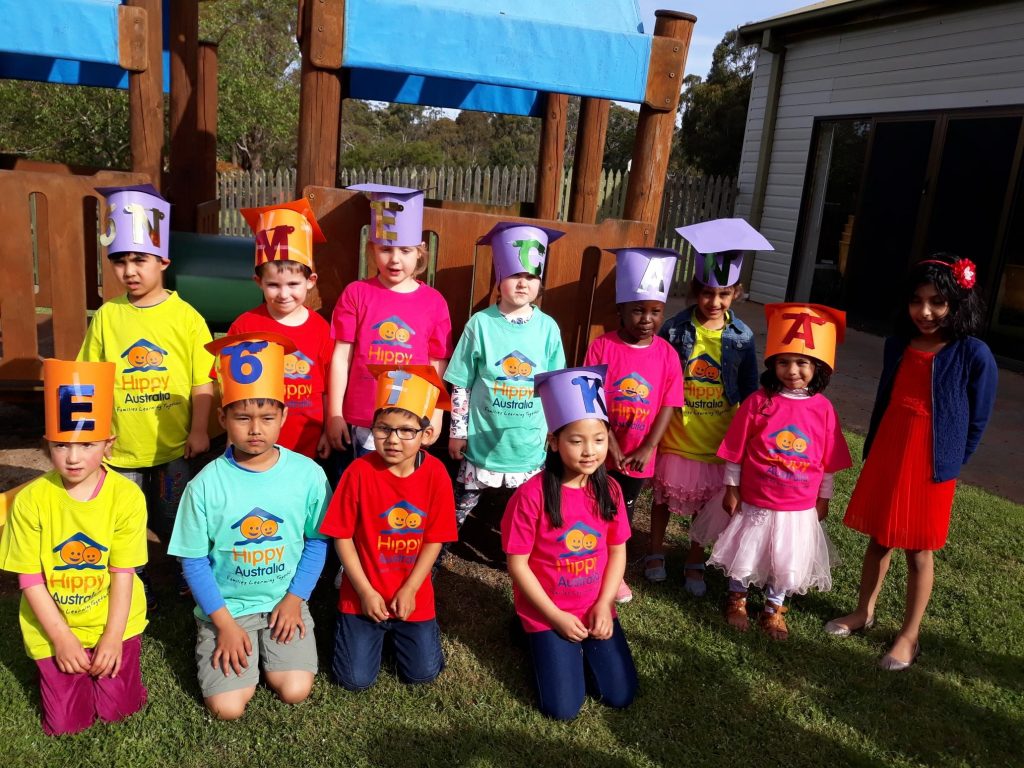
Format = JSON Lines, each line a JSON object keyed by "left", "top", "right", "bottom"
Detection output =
{"left": 863, "top": 336, "right": 998, "bottom": 482}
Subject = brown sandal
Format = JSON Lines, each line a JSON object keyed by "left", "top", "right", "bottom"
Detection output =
{"left": 759, "top": 605, "right": 789, "bottom": 641}
{"left": 725, "top": 591, "right": 750, "bottom": 632}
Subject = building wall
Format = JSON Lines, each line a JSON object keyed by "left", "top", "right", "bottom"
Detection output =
{"left": 735, "top": 1, "right": 1024, "bottom": 303}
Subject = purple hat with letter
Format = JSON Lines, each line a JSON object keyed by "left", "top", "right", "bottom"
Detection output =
{"left": 534, "top": 365, "right": 609, "bottom": 433}
{"left": 95, "top": 184, "right": 171, "bottom": 261}
{"left": 348, "top": 184, "right": 425, "bottom": 247}
{"left": 478, "top": 222, "right": 566, "bottom": 282}
{"left": 608, "top": 247, "right": 680, "bottom": 303}
{"left": 675, "top": 217, "right": 773, "bottom": 288}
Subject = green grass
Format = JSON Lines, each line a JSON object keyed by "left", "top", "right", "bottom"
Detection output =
{"left": 1, "top": 431, "right": 1022, "bottom": 767}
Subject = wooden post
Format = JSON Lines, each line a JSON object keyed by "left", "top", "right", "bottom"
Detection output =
{"left": 296, "top": 0, "right": 344, "bottom": 194}
{"left": 567, "top": 97, "right": 610, "bottom": 224}
{"left": 623, "top": 10, "right": 696, "bottom": 228}
{"left": 127, "top": 0, "right": 163, "bottom": 189}
{"left": 196, "top": 41, "right": 219, "bottom": 208}
{"left": 535, "top": 93, "right": 568, "bottom": 221}
{"left": 168, "top": 0, "right": 199, "bottom": 230}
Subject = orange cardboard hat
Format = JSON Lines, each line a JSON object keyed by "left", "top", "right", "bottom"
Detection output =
{"left": 43, "top": 359, "right": 115, "bottom": 442}
{"left": 206, "top": 332, "right": 297, "bottom": 407}
{"left": 368, "top": 365, "right": 451, "bottom": 419}
{"left": 241, "top": 198, "right": 326, "bottom": 271}
{"left": 764, "top": 303, "right": 846, "bottom": 370}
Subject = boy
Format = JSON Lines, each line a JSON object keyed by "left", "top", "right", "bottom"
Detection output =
{"left": 320, "top": 365, "right": 457, "bottom": 691}
{"left": 168, "top": 332, "right": 331, "bottom": 720}
{"left": 79, "top": 184, "right": 215, "bottom": 607}
{"left": 231, "top": 198, "right": 332, "bottom": 460}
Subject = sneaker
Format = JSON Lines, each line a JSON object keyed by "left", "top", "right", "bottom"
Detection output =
{"left": 137, "top": 566, "right": 158, "bottom": 613}
{"left": 614, "top": 579, "right": 633, "bottom": 605}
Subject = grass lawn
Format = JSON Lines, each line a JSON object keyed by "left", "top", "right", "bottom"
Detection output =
{"left": 1, "top": 431, "right": 1021, "bottom": 767}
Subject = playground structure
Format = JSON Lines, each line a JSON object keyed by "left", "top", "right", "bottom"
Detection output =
{"left": 0, "top": 1, "right": 696, "bottom": 383}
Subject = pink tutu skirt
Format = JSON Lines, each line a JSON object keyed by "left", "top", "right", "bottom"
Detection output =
{"left": 708, "top": 503, "right": 836, "bottom": 595}
{"left": 653, "top": 454, "right": 724, "bottom": 517}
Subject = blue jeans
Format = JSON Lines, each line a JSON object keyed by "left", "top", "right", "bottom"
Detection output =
{"left": 525, "top": 618, "right": 637, "bottom": 720}
{"left": 112, "top": 457, "right": 190, "bottom": 542}
{"left": 331, "top": 612, "right": 444, "bottom": 691}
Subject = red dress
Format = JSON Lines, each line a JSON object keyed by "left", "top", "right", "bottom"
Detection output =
{"left": 843, "top": 347, "right": 957, "bottom": 550}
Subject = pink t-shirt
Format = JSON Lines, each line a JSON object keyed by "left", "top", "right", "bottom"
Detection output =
{"left": 501, "top": 473, "right": 631, "bottom": 633}
{"left": 331, "top": 278, "right": 453, "bottom": 428}
{"left": 584, "top": 332, "right": 684, "bottom": 478}
{"left": 717, "top": 391, "right": 853, "bottom": 510}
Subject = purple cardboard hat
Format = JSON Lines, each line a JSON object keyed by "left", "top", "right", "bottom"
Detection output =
{"left": 534, "top": 365, "right": 609, "bottom": 433}
{"left": 478, "top": 222, "right": 566, "bottom": 282}
{"left": 348, "top": 184, "right": 425, "bottom": 247}
{"left": 95, "top": 184, "right": 171, "bottom": 260}
{"left": 608, "top": 247, "right": 680, "bottom": 303}
{"left": 675, "top": 217, "right": 774, "bottom": 288}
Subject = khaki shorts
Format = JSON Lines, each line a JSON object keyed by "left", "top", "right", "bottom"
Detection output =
{"left": 195, "top": 603, "right": 318, "bottom": 697}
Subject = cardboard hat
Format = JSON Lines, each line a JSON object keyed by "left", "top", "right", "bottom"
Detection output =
{"left": 43, "top": 359, "right": 115, "bottom": 442}
{"left": 534, "top": 365, "right": 609, "bottom": 433}
{"left": 96, "top": 183, "right": 171, "bottom": 261}
{"left": 478, "top": 222, "right": 566, "bottom": 282}
{"left": 348, "top": 184, "right": 425, "bottom": 247}
{"left": 608, "top": 247, "right": 680, "bottom": 303}
{"left": 368, "top": 364, "right": 451, "bottom": 420}
{"left": 676, "top": 217, "right": 774, "bottom": 288}
{"left": 764, "top": 303, "right": 846, "bottom": 371}
{"left": 206, "top": 332, "right": 297, "bottom": 407}
{"left": 241, "top": 197, "right": 326, "bottom": 270}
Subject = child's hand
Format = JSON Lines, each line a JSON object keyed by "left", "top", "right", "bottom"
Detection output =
{"left": 358, "top": 586, "right": 390, "bottom": 623}
{"left": 448, "top": 438, "right": 468, "bottom": 462}
{"left": 388, "top": 585, "right": 417, "bottom": 621}
{"left": 53, "top": 630, "right": 91, "bottom": 675}
{"left": 608, "top": 439, "right": 626, "bottom": 471}
{"left": 89, "top": 631, "right": 124, "bottom": 678}
{"left": 316, "top": 431, "right": 331, "bottom": 460}
{"left": 212, "top": 619, "right": 253, "bottom": 677}
{"left": 815, "top": 497, "right": 830, "bottom": 521}
{"left": 327, "top": 415, "right": 351, "bottom": 450}
{"left": 184, "top": 428, "right": 210, "bottom": 459}
{"left": 550, "top": 610, "right": 589, "bottom": 643}
{"left": 722, "top": 486, "right": 740, "bottom": 516}
{"left": 622, "top": 443, "right": 655, "bottom": 474}
{"left": 586, "top": 603, "right": 614, "bottom": 641}
{"left": 269, "top": 593, "right": 306, "bottom": 644}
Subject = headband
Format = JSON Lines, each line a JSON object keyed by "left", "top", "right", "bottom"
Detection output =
{"left": 918, "top": 258, "right": 976, "bottom": 290}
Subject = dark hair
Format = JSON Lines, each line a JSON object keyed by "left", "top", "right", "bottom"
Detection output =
{"left": 372, "top": 406, "right": 430, "bottom": 429}
{"left": 760, "top": 355, "right": 832, "bottom": 408}
{"left": 224, "top": 397, "right": 285, "bottom": 412}
{"left": 894, "top": 252, "right": 986, "bottom": 340}
{"left": 255, "top": 260, "right": 313, "bottom": 278}
{"left": 540, "top": 425, "right": 619, "bottom": 529}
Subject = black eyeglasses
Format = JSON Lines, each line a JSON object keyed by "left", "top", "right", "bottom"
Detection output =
{"left": 371, "top": 425, "right": 424, "bottom": 441}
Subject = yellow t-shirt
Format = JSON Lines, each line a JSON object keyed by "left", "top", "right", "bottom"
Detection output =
{"left": 0, "top": 471, "right": 149, "bottom": 660}
{"left": 660, "top": 319, "right": 738, "bottom": 463}
{"left": 78, "top": 291, "right": 214, "bottom": 468}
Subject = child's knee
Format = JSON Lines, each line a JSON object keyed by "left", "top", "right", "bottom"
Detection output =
{"left": 204, "top": 688, "right": 255, "bottom": 721}
{"left": 266, "top": 670, "right": 314, "bottom": 704}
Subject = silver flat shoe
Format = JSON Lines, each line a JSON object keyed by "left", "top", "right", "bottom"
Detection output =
{"left": 823, "top": 615, "right": 876, "bottom": 637}
{"left": 879, "top": 642, "right": 921, "bottom": 671}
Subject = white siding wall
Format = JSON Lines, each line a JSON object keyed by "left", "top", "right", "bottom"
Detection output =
{"left": 735, "top": 1, "right": 1024, "bottom": 303}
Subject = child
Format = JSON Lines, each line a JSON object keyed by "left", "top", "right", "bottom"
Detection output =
{"left": 320, "top": 365, "right": 457, "bottom": 691}
{"left": 327, "top": 185, "right": 452, "bottom": 461}
{"left": 230, "top": 198, "right": 332, "bottom": 460}
{"left": 0, "top": 359, "right": 148, "bottom": 735}
{"left": 826, "top": 254, "right": 997, "bottom": 670}
{"left": 168, "top": 333, "right": 331, "bottom": 719}
{"left": 445, "top": 222, "right": 567, "bottom": 533}
{"left": 584, "top": 247, "right": 684, "bottom": 603}
{"left": 709, "top": 304, "right": 853, "bottom": 640}
{"left": 646, "top": 218, "right": 767, "bottom": 595}
{"left": 79, "top": 184, "right": 215, "bottom": 605}
{"left": 502, "top": 365, "right": 637, "bottom": 721}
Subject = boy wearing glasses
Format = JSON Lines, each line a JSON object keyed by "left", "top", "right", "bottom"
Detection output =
{"left": 320, "top": 365, "right": 456, "bottom": 690}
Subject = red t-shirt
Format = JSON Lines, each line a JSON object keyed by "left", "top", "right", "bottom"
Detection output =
{"left": 320, "top": 451, "right": 457, "bottom": 621}
{"left": 228, "top": 305, "right": 333, "bottom": 458}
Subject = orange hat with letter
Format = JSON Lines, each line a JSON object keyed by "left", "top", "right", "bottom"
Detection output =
{"left": 240, "top": 197, "right": 326, "bottom": 271}
{"left": 206, "top": 332, "right": 297, "bottom": 407}
{"left": 764, "top": 303, "right": 846, "bottom": 371}
{"left": 368, "top": 365, "right": 451, "bottom": 419}
{"left": 43, "top": 359, "right": 115, "bottom": 442}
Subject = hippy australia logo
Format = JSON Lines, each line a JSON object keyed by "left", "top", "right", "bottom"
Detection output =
{"left": 283, "top": 351, "right": 313, "bottom": 380}
{"left": 495, "top": 351, "right": 536, "bottom": 381}
{"left": 613, "top": 373, "right": 651, "bottom": 403}
{"left": 372, "top": 316, "right": 414, "bottom": 348}
{"left": 379, "top": 501, "right": 426, "bottom": 534}
{"left": 230, "top": 508, "right": 285, "bottom": 546}
{"left": 687, "top": 353, "right": 721, "bottom": 384}
{"left": 120, "top": 338, "right": 168, "bottom": 373}
{"left": 557, "top": 522, "right": 601, "bottom": 557}
{"left": 53, "top": 533, "right": 107, "bottom": 570}
{"left": 768, "top": 425, "right": 811, "bottom": 457}
{"left": 377, "top": 501, "right": 426, "bottom": 563}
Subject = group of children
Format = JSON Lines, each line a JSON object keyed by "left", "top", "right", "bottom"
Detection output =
{"left": 0, "top": 181, "right": 998, "bottom": 733}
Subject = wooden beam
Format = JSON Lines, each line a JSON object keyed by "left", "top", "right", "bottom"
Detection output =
{"left": 535, "top": 92, "right": 568, "bottom": 220}
{"left": 568, "top": 97, "right": 610, "bottom": 224}
{"left": 623, "top": 10, "right": 696, "bottom": 228}
{"left": 169, "top": 0, "right": 199, "bottom": 231}
{"left": 196, "top": 40, "right": 219, "bottom": 211}
{"left": 127, "top": 0, "right": 163, "bottom": 189}
{"left": 296, "top": 0, "right": 344, "bottom": 194}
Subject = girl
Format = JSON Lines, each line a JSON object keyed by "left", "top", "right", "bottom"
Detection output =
{"left": 709, "top": 303, "right": 852, "bottom": 641}
{"left": 585, "top": 247, "right": 684, "bottom": 603}
{"left": 0, "top": 359, "right": 148, "bottom": 735}
{"left": 445, "top": 222, "right": 566, "bottom": 533}
{"left": 646, "top": 218, "right": 768, "bottom": 595}
{"left": 502, "top": 366, "right": 637, "bottom": 721}
{"left": 826, "top": 255, "right": 997, "bottom": 670}
{"left": 327, "top": 184, "right": 452, "bottom": 461}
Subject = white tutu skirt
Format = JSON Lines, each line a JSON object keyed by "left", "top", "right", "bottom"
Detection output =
{"left": 708, "top": 502, "right": 836, "bottom": 595}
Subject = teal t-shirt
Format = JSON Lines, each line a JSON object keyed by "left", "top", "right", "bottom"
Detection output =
{"left": 168, "top": 448, "right": 330, "bottom": 619}
{"left": 444, "top": 305, "right": 565, "bottom": 472}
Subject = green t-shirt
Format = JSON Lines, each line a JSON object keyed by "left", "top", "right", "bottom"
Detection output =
{"left": 444, "top": 305, "right": 565, "bottom": 473}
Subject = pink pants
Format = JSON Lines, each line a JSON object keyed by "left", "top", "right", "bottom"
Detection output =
{"left": 35, "top": 634, "right": 147, "bottom": 735}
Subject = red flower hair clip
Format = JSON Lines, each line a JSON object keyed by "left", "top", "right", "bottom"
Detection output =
{"left": 919, "top": 258, "right": 977, "bottom": 290}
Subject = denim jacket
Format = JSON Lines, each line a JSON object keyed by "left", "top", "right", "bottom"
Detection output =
{"left": 659, "top": 306, "right": 759, "bottom": 405}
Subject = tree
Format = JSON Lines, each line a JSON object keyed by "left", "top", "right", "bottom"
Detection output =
{"left": 604, "top": 104, "right": 638, "bottom": 169}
